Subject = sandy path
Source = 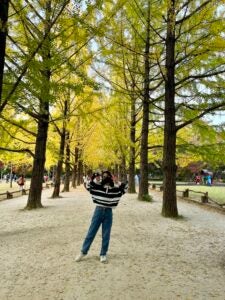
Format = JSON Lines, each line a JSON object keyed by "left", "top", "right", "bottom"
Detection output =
{"left": 0, "top": 187, "right": 224, "bottom": 300}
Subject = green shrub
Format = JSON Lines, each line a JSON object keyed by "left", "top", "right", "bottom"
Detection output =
{"left": 138, "top": 194, "right": 153, "bottom": 202}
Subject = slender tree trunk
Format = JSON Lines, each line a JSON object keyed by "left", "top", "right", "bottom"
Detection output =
{"left": 26, "top": 0, "right": 51, "bottom": 209}
{"left": 26, "top": 107, "right": 49, "bottom": 208}
{"left": 62, "top": 131, "right": 70, "bottom": 192}
{"left": 119, "top": 156, "right": 127, "bottom": 182}
{"left": 72, "top": 119, "right": 81, "bottom": 186}
{"left": 71, "top": 163, "right": 76, "bottom": 188}
{"left": 51, "top": 128, "right": 66, "bottom": 198}
{"left": 0, "top": 0, "right": 9, "bottom": 105}
{"left": 114, "top": 164, "right": 119, "bottom": 178}
{"left": 138, "top": 2, "right": 150, "bottom": 200}
{"left": 128, "top": 96, "right": 136, "bottom": 193}
{"left": 77, "top": 156, "right": 83, "bottom": 185}
{"left": 162, "top": 0, "right": 178, "bottom": 217}
{"left": 71, "top": 146, "right": 79, "bottom": 188}
{"left": 52, "top": 97, "right": 69, "bottom": 197}
{"left": 83, "top": 164, "right": 87, "bottom": 177}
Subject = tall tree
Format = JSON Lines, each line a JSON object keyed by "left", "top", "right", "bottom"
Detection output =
{"left": 0, "top": 0, "right": 9, "bottom": 103}
{"left": 162, "top": 0, "right": 178, "bottom": 216}
{"left": 138, "top": 0, "right": 151, "bottom": 200}
{"left": 51, "top": 99, "right": 68, "bottom": 198}
{"left": 162, "top": 0, "right": 225, "bottom": 217}
{"left": 26, "top": 0, "right": 52, "bottom": 208}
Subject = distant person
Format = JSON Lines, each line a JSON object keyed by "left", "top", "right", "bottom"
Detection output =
{"left": 207, "top": 174, "right": 212, "bottom": 186}
{"left": 82, "top": 174, "right": 86, "bottom": 183}
{"left": 6, "top": 174, "right": 10, "bottom": 183}
{"left": 203, "top": 174, "right": 208, "bottom": 185}
{"left": 195, "top": 174, "right": 201, "bottom": 185}
{"left": 43, "top": 175, "right": 48, "bottom": 183}
{"left": 75, "top": 171, "right": 128, "bottom": 263}
{"left": 84, "top": 174, "right": 91, "bottom": 185}
{"left": 17, "top": 175, "right": 25, "bottom": 191}
{"left": 134, "top": 174, "right": 139, "bottom": 186}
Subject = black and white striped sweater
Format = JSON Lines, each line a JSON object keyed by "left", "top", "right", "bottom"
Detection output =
{"left": 86, "top": 181, "right": 127, "bottom": 208}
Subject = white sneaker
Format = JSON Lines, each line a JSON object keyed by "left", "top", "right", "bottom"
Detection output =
{"left": 75, "top": 252, "right": 86, "bottom": 262}
{"left": 100, "top": 255, "right": 107, "bottom": 263}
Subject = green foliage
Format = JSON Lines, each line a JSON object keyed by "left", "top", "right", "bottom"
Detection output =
{"left": 1, "top": 0, "right": 225, "bottom": 178}
{"left": 138, "top": 194, "right": 153, "bottom": 202}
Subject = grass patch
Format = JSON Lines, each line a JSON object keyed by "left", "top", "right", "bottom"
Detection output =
{"left": 176, "top": 185, "right": 225, "bottom": 205}
{"left": 0, "top": 180, "right": 31, "bottom": 193}
{"left": 138, "top": 194, "right": 153, "bottom": 202}
{"left": 149, "top": 181, "right": 225, "bottom": 205}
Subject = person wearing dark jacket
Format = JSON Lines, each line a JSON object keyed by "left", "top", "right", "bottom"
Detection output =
{"left": 75, "top": 171, "right": 127, "bottom": 263}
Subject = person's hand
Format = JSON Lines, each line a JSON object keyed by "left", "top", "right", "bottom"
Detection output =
{"left": 122, "top": 180, "right": 128, "bottom": 185}
{"left": 120, "top": 181, "right": 128, "bottom": 189}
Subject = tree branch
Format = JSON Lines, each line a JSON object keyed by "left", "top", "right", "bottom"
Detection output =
{"left": 176, "top": 101, "right": 225, "bottom": 131}
{"left": 0, "top": 147, "right": 34, "bottom": 157}
{"left": 175, "top": 0, "right": 211, "bottom": 25}
{"left": 0, "top": 0, "right": 70, "bottom": 113}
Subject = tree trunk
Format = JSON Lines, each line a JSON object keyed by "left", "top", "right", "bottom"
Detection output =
{"left": 77, "top": 156, "right": 83, "bottom": 185}
{"left": 112, "top": 164, "right": 117, "bottom": 177}
{"left": 26, "top": 0, "right": 51, "bottom": 209}
{"left": 62, "top": 131, "right": 70, "bottom": 192}
{"left": 162, "top": 0, "right": 178, "bottom": 218}
{"left": 128, "top": 96, "right": 136, "bottom": 193}
{"left": 71, "top": 146, "right": 79, "bottom": 188}
{"left": 52, "top": 97, "right": 69, "bottom": 197}
{"left": 0, "top": 0, "right": 9, "bottom": 106}
{"left": 51, "top": 128, "right": 66, "bottom": 198}
{"left": 26, "top": 109, "right": 49, "bottom": 209}
{"left": 119, "top": 156, "right": 127, "bottom": 182}
{"left": 138, "top": 2, "right": 150, "bottom": 201}
{"left": 71, "top": 163, "right": 76, "bottom": 188}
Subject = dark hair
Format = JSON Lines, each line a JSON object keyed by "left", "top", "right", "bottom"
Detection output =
{"left": 101, "top": 176, "right": 114, "bottom": 187}
{"left": 102, "top": 171, "right": 112, "bottom": 178}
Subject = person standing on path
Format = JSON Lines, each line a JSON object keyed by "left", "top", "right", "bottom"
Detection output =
{"left": 17, "top": 174, "right": 25, "bottom": 191}
{"left": 75, "top": 171, "right": 127, "bottom": 263}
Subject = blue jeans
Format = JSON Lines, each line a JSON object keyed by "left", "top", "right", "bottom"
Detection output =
{"left": 81, "top": 206, "right": 113, "bottom": 256}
